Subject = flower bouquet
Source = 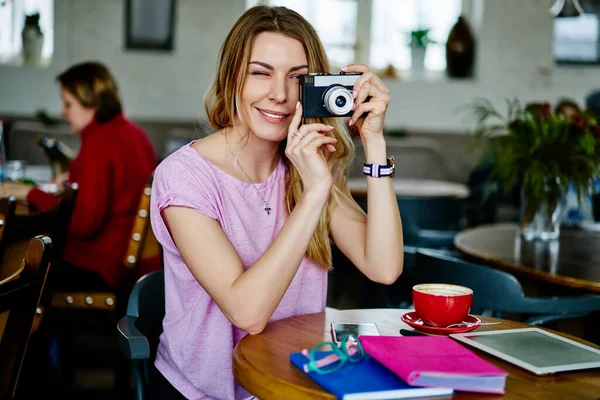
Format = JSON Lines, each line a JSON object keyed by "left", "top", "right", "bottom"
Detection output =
{"left": 467, "top": 98, "right": 600, "bottom": 240}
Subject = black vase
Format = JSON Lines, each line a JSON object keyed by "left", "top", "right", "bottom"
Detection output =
{"left": 446, "top": 16, "right": 475, "bottom": 78}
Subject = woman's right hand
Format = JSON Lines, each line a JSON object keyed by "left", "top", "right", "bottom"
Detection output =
{"left": 285, "top": 102, "right": 338, "bottom": 195}
{"left": 53, "top": 172, "right": 70, "bottom": 188}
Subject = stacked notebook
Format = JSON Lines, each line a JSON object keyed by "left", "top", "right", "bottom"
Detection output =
{"left": 289, "top": 353, "right": 454, "bottom": 399}
{"left": 361, "top": 336, "right": 508, "bottom": 393}
{"left": 290, "top": 336, "right": 508, "bottom": 399}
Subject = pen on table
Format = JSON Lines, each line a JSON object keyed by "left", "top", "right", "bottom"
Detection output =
{"left": 399, "top": 329, "right": 427, "bottom": 337}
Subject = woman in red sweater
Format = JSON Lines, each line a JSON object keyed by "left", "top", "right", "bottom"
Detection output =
{"left": 8, "top": 61, "right": 157, "bottom": 290}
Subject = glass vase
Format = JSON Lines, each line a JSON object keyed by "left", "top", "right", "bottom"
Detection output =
{"left": 519, "top": 180, "right": 562, "bottom": 241}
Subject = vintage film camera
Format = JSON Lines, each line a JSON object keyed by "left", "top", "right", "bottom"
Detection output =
{"left": 299, "top": 72, "right": 362, "bottom": 118}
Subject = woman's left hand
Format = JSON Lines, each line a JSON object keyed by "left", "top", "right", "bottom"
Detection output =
{"left": 342, "top": 64, "right": 390, "bottom": 141}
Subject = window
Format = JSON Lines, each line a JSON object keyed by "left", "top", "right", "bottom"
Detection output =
{"left": 370, "top": 0, "right": 461, "bottom": 71}
{"left": 0, "top": 0, "right": 54, "bottom": 64}
{"left": 246, "top": 0, "right": 463, "bottom": 72}
{"left": 246, "top": 0, "right": 358, "bottom": 68}
{"left": 553, "top": 14, "right": 599, "bottom": 63}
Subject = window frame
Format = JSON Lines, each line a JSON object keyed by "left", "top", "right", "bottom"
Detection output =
{"left": 250, "top": 0, "right": 476, "bottom": 73}
{"left": 0, "top": 0, "right": 54, "bottom": 66}
{"left": 355, "top": 0, "right": 475, "bottom": 71}
{"left": 553, "top": 13, "right": 600, "bottom": 66}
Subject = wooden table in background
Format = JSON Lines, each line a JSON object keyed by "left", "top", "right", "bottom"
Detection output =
{"left": 347, "top": 177, "right": 470, "bottom": 199}
{"left": 454, "top": 223, "right": 600, "bottom": 293}
{"left": 232, "top": 308, "right": 600, "bottom": 400}
{"left": 0, "top": 163, "right": 56, "bottom": 214}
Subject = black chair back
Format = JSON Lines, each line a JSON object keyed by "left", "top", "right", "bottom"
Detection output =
{"left": 117, "top": 269, "right": 165, "bottom": 400}
{"left": 129, "top": 269, "right": 165, "bottom": 361}
{"left": 0, "top": 235, "right": 53, "bottom": 399}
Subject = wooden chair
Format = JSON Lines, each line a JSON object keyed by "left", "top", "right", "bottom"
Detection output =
{"left": 0, "top": 196, "right": 17, "bottom": 283}
{"left": 50, "top": 179, "right": 159, "bottom": 313}
{"left": 0, "top": 235, "right": 53, "bottom": 399}
{"left": 414, "top": 248, "right": 600, "bottom": 325}
{"left": 47, "top": 178, "right": 161, "bottom": 394}
{"left": 117, "top": 269, "right": 165, "bottom": 400}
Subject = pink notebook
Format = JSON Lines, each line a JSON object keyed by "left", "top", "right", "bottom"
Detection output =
{"left": 360, "top": 336, "right": 508, "bottom": 394}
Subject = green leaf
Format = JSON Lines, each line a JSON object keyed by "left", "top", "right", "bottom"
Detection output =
{"left": 462, "top": 97, "right": 600, "bottom": 206}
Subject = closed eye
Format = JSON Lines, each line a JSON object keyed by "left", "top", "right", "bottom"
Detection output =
{"left": 250, "top": 71, "right": 269, "bottom": 76}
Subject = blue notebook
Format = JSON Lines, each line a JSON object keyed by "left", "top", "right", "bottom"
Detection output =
{"left": 290, "top": 352, "right": 454, "bottom": 400}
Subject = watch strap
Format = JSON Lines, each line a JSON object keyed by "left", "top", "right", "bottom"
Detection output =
{"left": 363, "top": 156, "right": 395, "bottom": 178}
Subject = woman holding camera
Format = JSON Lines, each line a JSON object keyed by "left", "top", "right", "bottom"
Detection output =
{"left": 150, "top": 5, "right": 403, "bottom": 399}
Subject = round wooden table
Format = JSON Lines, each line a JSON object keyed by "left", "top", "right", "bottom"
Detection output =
{"left": 454, "top": 223, "right": 600, "bottom": 293}
{"left": 347, "top": 177, "right": 470, "bottom": 199}
{"left": 232, "top": 308, "right": 600, "bottom": 400}
{"left": 0, "top": 164, "right": 56, "bottom": 215}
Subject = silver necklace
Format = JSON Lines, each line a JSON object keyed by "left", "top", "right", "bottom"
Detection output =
{"left": 224, "top": 134, "right": 273, "bottom": 215}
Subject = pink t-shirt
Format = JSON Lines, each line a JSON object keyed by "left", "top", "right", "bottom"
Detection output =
{"left": 150, "top": 142, "right": 328, "bottom": 400}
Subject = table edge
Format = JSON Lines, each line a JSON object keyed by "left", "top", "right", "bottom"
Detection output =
{"left": 233, "top": 309, "right": 600, "bottom": 399}
{"left": 454, "top": 224, "right": 600, "bottom": 293}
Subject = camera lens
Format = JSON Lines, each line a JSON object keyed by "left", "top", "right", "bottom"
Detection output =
{"left": 323, "top": 86, "right": 354, "bottom": 116}
{"left": 335, "top": 96, "right": 346, "bottom": 108}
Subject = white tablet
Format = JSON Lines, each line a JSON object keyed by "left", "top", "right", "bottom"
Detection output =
{"left": 451, "top": 328, "right": 600, "bottom": 375}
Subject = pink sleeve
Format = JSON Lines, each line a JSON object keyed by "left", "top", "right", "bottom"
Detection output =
{"left": 150, "top": 156, "right": 219, "bottom": 253}
{"left": 156, "top": 191, "right": 217, "bottom": 220}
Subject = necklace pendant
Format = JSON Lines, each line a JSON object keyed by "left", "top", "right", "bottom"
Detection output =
{"left": 265, "top": 203, "right": 271, "bottom": 215}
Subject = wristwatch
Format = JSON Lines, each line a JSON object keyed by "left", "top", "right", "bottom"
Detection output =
{"left": 363, "top": 156, "right": 395, "bottom": 178}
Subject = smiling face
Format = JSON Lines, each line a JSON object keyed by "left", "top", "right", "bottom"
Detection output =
{"left": 238, "top": 31, "right": 308, "bottom": 143}
{"left": 59, "top": 86, "right": 96, "bottom": 134}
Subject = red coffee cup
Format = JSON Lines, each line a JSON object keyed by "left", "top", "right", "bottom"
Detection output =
{"left": 412, "top": 283, "right": 473, "bottom": 327}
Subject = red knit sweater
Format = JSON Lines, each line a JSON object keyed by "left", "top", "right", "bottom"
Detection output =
{"left": 27, "top": 114, "right": 157, "bottom": 287}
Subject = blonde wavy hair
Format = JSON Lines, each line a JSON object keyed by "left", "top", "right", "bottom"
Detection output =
{"left": 204, "top": 5, "right": 361, "bottom": 271}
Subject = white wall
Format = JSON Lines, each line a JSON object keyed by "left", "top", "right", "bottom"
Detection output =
{"left": 1, "top": 0, "right": 600, "bottom": 133}
{"left": 0, "top": 0, "right": 244, "bottom": 120}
